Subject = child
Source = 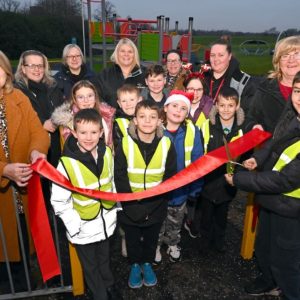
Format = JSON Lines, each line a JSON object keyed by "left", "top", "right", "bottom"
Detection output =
{"left": 50, "top": 109, "right": 118, "bottom": 300}
{"left": 225, "top": 72, "right": 300, "bottom": 299}
{"left": 114, "top": 100, "right": 177, "bottom": 288}
{"left": 51, "top": 80, "right": 115, "bottom": 147}
{"left": 156, "top": 90, "right": 204, "bottom": 263}
{"left": 141, "top": 64, "right": 168, "bottom": 107}
{"left": 199, "top": 86, "right": 246, "bottom": 253}
{"left": 113, "top": 84, "right": 142, "bottom": 148}
{"left": 183, "top": 73, "right": 214, "bottom": 237}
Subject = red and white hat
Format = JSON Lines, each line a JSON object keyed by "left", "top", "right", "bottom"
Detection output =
{"left": 164, "top": 90, "right": 194, "bottom": 111}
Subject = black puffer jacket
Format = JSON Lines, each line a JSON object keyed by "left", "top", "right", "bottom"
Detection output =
{"left": 234, "top": 100, "right": 300, "bottom": 218}
{"left": 95, "top": 64, "right": 146, "bottom": 108}
{"left": 114, "top": 121, "right": 177, "bottom": 226}
{"left": 204, "top": 57, "right": 257, "bottom": 115}
{"left": 201, "top": 106, "right": 250, "bottom": 204}
{"left": 248, "top": 77, "right": 286, "bottom": 133}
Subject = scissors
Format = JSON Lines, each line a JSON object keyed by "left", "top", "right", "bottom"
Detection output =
{"left": 222, "top": 136, "right": 246, "bottom": 173}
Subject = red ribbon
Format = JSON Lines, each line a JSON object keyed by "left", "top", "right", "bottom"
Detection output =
{"left": 28, "top": 128, "right": 271, "bottom": 281}
{"left": 27, "top": 174, "right": 61, "bottom": 282}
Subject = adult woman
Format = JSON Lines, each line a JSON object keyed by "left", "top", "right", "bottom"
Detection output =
{"left": 249, "top": 35, "right": 300, "bottom": 133}
{"left": 0, "top": 51, "right": 49, "bottom": 286}
{"left": 225, "top": 71, "right": 300, "bottom": 299}
{"left": 165, "top": 49, "right": 190, "bottom": 92}
{"left": 96, "top": 38, "right": 146, "bottom": 108}
{"left": 54, "top": 44, "right": 95, "bottom": 100}
{"left": 203, "top": 39, "right": 256, "bottom": 115}
{"left": 15, "top": 50, "right": 63, "bottom": 167}
{"left": 184, "top": 72, "right": 214, "bottom": 129}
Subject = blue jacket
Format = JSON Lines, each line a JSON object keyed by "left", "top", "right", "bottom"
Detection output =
{"left": 164, "top": 121, "right": 204, "bottom": 206}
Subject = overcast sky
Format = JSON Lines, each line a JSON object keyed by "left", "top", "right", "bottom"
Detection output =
{"left": 107, "top": 0, "right": 298, "bottom": 33}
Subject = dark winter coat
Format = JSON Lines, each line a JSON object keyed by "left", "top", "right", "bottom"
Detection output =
{"left": 204, "top": 57, "right": 257, "bottom": 115}
{"left": 234, "top": 100, "right": 300, "bottom": 218}
{"left": 54, "top": 63, "right": 96, "bottom": 101}
{"left": 95, "top": 64, "right": 147, "bottom": 108}
{"left": 15, "top": 79, "right": 64, "bottom": 166}
{"left": 114, "top": 121, "right": 177, "bottom": 226}
{"left": 248, "top": 77, "right": 286, "bottom": 133}
{"left": 201, "top": 106, "right": 250, "bottom": 204}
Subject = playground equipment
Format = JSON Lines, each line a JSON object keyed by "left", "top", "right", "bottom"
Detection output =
{"left": 82, "top": 1, "right": 198, "bottom": 69}
{"left": 239, "top": 40, "right": 270, "bottom": 56}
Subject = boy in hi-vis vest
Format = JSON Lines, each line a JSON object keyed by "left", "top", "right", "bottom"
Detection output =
{"left": 50, "top": 108, "right": 119, "bottom": 300}
{"left": 114, "top": 100, "right": 177, "bottom": 289}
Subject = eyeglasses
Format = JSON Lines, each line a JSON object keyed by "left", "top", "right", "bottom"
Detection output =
{"left": 280, "top": 52, "right": 300, "bottom": 61}
{"left": 186, "top": 87, "right": 203, "bottom": 93}
{"left": 23, "top": 64, "right": 44, "bottom": 70}
{"left": 167, "top": 59, "right": 181, "bottom": 64}
{"left": 75, "top": 94, "right": 95, "bottom": 102}
{"left": 67, "top": 55, "right": 82, "bottom": 60}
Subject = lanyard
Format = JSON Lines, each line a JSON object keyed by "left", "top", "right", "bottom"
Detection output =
{"left": 209, "top": 77, "right": 225, "bottom": 103}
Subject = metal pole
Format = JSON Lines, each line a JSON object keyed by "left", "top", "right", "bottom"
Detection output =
{"left": 101, "top": 0, "right": 107, "bottom": 68}
{"left": 81, "top": 0, "right": 86, "bottom": 59}
{"left": 188, "top": 17, "right": 193, "bottom": 62}
{"left": 175, "top": 21, "right": 179, "bottom": 34}
{"left": 157, "top": 16, "right": 164, "bottom": 64}
{"left": 165, "top": 17, "right": 169, "bottom": 34}
{"left": 87, "top": 0, "right": 93, "bottom": 70}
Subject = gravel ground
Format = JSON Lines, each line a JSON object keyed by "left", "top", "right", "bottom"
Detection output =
{"left": 1, "top": 191, "right": 282, "bottom": 300}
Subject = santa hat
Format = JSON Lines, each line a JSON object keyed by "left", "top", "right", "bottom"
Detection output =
{"left": 164, "top": 90, "right": 194, "bottom": 111}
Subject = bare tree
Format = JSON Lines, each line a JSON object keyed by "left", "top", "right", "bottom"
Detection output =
{"left": 0, "top": 0, "right": 20, "bottom": 12}
{"left": 35, "top": 0, "right": 81, "bottom": 17}
{"left": 93, "top": 1, "right": 117, "bottom": 21}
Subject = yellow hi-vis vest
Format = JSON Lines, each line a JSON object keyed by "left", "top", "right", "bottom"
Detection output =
{"left": 60, "top": 148, "right": 115, "bottom": 220}
{"left": 272, "top": 140, "right": 300, "bottom": 198}
{"left": 122, "top": 135, "right": 171, "bottom": 192}
{"left": 115, "top": 118, "right": 130, "bottom": 137}
{"left": 195, "top": 112, "right": 207, "bottom": 130}
{"left": 201, "top": 119, "right": 243, "bottom": 154}
{"left": 184, "top": 119, "right": 197, "bottom": 167}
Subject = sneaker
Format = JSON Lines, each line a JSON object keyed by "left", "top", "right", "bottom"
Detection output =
{"left": 121, "top": 238, "right": 127, "bottom": 258}
{"left": 142, "top": 263, "right": 157, "bottom": 287}
{"left": 245, "top": 276, "right": 281, "bottom": 296}
{"left": 128, "top": 264, "right": 143, "bottom": 289}
{"left": 167, "top": 245, "right": 181, "bottom": 262}
{"left": 184, "top": 220, "right": 198, "bottom": 239}
{"left": 153, "top": 246, "right": 162, "bottom": 265}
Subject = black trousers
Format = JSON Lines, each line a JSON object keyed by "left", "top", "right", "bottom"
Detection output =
{"left": 200, "top": 197, "right": 230, "bottom": 248}
{"left": 122, "top": 222, "right": 162, "bottom": 265}
{"left": 255, "top": 208, "right": 300, "bottom": 300}
{"left": 75, "top": 239, "right": 114, "bottom": 300}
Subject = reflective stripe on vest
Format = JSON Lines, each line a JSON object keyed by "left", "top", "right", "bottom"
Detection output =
{"left": 122, "top": 135, "right": 171, "bottom": 192}
{"left": 195, "top": 112, "right": 207, "bottom": 130}
{"left": 272, "top": 140, "right": 300, "bottom": 198}
{"left": 61, "top": 148, "right": 115, "bottom": 220}
{"left": 184, "top": 119, "right": 196, "bottom": 167}
{"left": 201, "top": 119, "right": 243, "bottom": 154}
{"left": 115, "top": 118, "right": 130, "bottom": 137}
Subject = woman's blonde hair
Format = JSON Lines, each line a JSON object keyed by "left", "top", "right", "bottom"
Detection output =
{"left": 0, "top": 51, "right": 14, "bottom": 94}
{"left": 269, "top": 35, "right": 300, "bottom": 80}
{"left": 62, "top": 44, "right": 85, "bottom": 66}
{"left": 110, "top": 38, "right": 140, "bottom": 69}
{"left": 15, "top": 50, "right": 54, "bottom": 86}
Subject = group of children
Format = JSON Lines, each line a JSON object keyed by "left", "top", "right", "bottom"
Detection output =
{"left": 49, "top": 64, "right": 251, "bottom": 299}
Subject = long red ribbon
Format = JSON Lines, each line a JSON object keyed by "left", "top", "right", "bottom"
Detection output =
{"left": 28, "top": 128, "right": 271, "bottom": 281}
{"left": 27, "top": 175, "right": 61, "bottom": 282}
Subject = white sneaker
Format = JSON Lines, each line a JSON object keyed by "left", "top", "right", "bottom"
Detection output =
{"left": 121, "top": 238, "right": 127, "bottom": 258}
{"left": 153, "top": 246, "right": 162, "bottom": 265}
{"left": 167, "top": 245, "right": 181, "bottom": 262}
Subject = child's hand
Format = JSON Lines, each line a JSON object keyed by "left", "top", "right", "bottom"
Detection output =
{"left": 242, "top": 158, "right": 257, "bottom": 170}
{"left": 224, "top": 174, "right": 234, "bottom": 186}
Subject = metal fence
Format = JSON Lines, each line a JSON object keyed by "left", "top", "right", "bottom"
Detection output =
{"left": 0, "top": 191, "right": 73, "bottom": 299}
